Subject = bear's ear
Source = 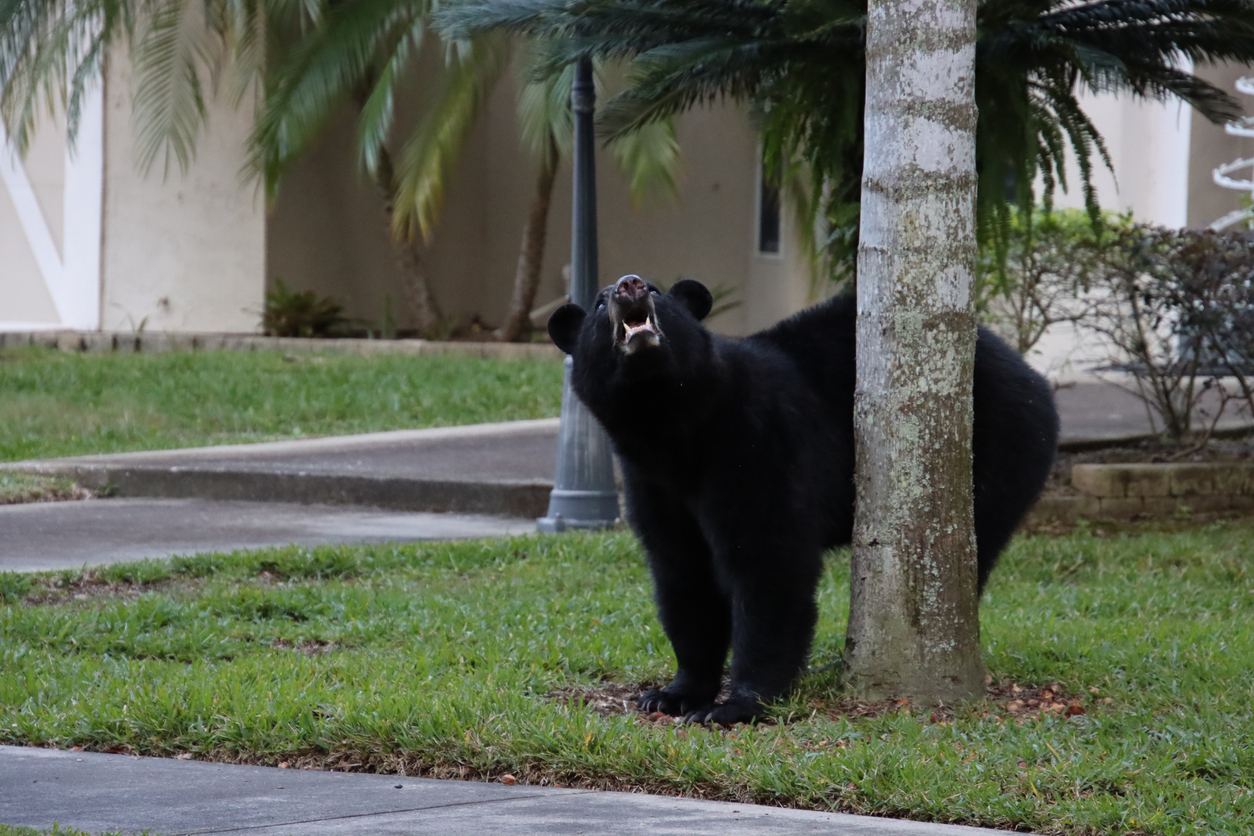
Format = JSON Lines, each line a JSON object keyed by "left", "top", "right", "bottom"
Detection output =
{"left": 548, "top": 304, "right": 587, "bottom": 354}
{"left": 668, "top": 280, "right": 713, "bottom": 321}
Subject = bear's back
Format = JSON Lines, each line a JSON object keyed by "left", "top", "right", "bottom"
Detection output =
{"left": 749, "top": 294, "right": 858, "bottom": 433}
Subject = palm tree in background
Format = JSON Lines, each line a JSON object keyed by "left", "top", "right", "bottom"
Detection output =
{"left": 438, "top": 0, "right": 1254, "bottom": 278}
{"left": 0, "top": 0, "right": 680, "bottom": 339}
{"left": 255, "top": 21, "right": 680, "bottom": 341}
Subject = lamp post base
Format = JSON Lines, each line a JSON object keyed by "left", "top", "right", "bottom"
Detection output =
{"left": 537, "top": 489, "right": 620, "bottom": 532}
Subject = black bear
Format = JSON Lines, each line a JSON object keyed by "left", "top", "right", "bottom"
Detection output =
{"left": 548, "top": 275, "right": 1058, "bottom": 724}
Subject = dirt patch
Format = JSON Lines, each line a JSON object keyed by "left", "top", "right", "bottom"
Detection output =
{"left": 545, "top": 678, "right": 1104, "bottom": 728}
{"left": 979, "top": 681, "right": 1097, "bottom": 724}
{"left": 546, "top": 681, "right": 646, "bottom": 717}
{"left": 271, "top": 638, "right": 339, "bottom": 656}
{"left": 20, "top": 570, "right": 184, "bottom": 606}
{"left": 0, "top": 472, "right": 96, "bottom": 505}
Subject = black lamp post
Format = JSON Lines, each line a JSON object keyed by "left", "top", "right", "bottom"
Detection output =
{"left": 537, "top": 57, "right": 619, "bottom": 532}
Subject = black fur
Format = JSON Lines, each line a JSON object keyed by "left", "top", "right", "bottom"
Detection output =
{"left": 549, "top": 277, "right": 1058, "bottom": 724}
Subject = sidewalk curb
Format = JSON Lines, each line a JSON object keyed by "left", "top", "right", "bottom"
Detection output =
{"left": 6, "top": 419, "right": 562, "bottom": 518}
{"left": 35, "top": 467, "right": 554, "bottom": 518}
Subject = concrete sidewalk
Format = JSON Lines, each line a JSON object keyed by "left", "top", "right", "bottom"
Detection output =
{"left": 9, "top": 384, "right": 1251, "bottom": 521}
{"left": 0, "top": 745, "right": 1013, "bottom": 836}
{"left": 0, "top": 499, "right": 532, "bottom": 573}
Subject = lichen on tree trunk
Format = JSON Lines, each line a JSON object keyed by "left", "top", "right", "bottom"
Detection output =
{"left": 844, "top": 0, "right": 985, "bottom": 702}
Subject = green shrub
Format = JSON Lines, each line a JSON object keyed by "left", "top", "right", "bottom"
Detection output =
{"left": 262, "top": 281, "right": 348, "bottom": 338}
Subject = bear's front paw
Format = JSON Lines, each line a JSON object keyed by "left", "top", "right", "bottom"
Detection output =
{"left": 638, "top": 687, "right": 716, "bottom": 718}
{"left": 686, "top": 697, "right": 764, "bottom": 726}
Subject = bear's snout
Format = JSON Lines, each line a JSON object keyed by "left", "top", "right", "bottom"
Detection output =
{"left": 615, "top": 275, "right": 649, "bottom": 303}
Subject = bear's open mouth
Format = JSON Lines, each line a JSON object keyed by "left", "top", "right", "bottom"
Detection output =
{"left": 607, "top": 275, "right": 664, "bottom": 354}
{"left": 614, "top": 304, "right": 662, "bottom": 352}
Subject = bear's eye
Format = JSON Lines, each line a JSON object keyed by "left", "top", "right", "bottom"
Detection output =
{"left": 651, "top": 288, "right": 659, "bottom": 296}
{"left": 596, "top": 299, "right": 606, "bottom": 311}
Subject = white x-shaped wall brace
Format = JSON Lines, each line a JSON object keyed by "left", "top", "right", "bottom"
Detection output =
{"left": 0, "top": 85, "right": 103, "bottom": 330}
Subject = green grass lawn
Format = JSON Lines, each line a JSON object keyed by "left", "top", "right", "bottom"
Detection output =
{"left": 2, "top": 522, "right": 1252, "bottom": 835}
{"left": 0, "top": 347, "right": 563, "bottom": 462}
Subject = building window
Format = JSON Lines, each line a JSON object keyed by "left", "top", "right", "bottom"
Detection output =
{"left": 757, "top": 157, "right": 781, "bottom": 255}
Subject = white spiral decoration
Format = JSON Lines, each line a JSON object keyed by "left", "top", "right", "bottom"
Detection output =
{"left": 1211, "top": 77, "right": 1254, "bottom": 230}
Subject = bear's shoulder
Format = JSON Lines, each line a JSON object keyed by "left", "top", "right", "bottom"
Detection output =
{"left": 749, "top": 294, "right": 855, "bottom": 351}
{"left": 744, "top": 294, "right": 857, "bottom": 396}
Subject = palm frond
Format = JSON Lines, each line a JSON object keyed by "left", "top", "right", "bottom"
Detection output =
{"left": 248, "top": 0, "right": 427, "bottom": 192}
{"left": 441, "top": 0, "right": 1254, "bottom": 280}
{"left": 356, "top": 11, "right": 426, "bottom": 176}
{"left": 517, "top": 56, "right": 573, "bottom": 165}
{"left": 391, "top": 31, "right": 511, "bottom": 241}
{"left": 0, "top": 0, "right": 125, "bottom": 152}
{"left": 130, "top": 0, "right": 213, "bottom": 175}
{"left": 608, "top": 115, "right": 681, "bottom": 209}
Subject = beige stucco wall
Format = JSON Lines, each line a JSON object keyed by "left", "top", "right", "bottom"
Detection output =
{"left": 265, "top": 46, "right": 492, "bottom": 334}
{"left": 1049, "top": 62, "right": 1254, "bottom": 231}
{"left": 99, "top": 54, "right": 265, "bottom": 332}
{"left": 1050, "top": 86, "right": 1192, "bottom": 227}
{"left": 267, "top": 57, "right": 813, "bottom": 338}
{"left": 24, "top": 110, "right": 67, "bottom": 258}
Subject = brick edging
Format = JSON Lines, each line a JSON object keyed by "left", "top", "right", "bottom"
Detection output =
{"left": 1030, "top": 462, "right": 1254, "bottom": 524}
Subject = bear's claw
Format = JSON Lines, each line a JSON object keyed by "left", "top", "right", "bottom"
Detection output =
{"left": 684, "top": 697, "right": 764, "bottom": 726}
{"left": 637, "top": 687, "right": 715, "bottom": 718}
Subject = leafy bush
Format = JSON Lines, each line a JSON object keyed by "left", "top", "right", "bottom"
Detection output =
{"left": 978, "top": 213, "right": 1254, "bottom": 443}
{"left": 1084, "top": 226, "right": 1254, "bottom": 442}
{"left": 262, "top": 280, "right": 348, "bottom": 338}
{"left": 1159, "top": 230, "right": 1254, "bottom": 391}
{"left": 976, "top": 208, "right": 1119, "bottom": 356}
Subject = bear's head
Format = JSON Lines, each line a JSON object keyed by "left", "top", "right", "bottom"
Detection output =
{"left": 548, "top": 275, "right": 712, "bottom": 357}
{"left": 547, "top": 275, "right": 716, "bottom": 417}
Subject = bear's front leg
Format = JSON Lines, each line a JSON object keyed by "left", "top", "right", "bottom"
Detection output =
{"left": 687, "top": 543, "right": 823, "bottom": 725}
{"left": 628, "top": 486, "right": 731, "bottom": 718}
{"left": 636, "top": 549, "right": 732, "bottom": 717}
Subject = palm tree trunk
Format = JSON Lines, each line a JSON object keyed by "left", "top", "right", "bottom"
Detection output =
{"left": 843, "top": 0, "right": 984, "bottom": 702}
{"left": 372, "top": 145, "right": 444, "bottom": 337}
{"left": 500, "top": 134, "right": 560, "bottom": 342}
